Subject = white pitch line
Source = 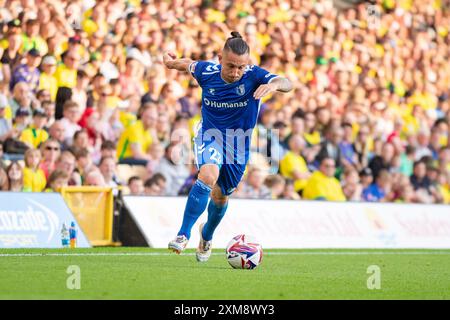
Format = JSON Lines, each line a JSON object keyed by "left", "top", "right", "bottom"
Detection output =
{"left": 1, "top": 251, "right": 450, "bottom": 257}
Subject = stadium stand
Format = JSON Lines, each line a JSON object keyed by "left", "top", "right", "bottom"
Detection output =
{"left": 0, "top": 0, "right": 449, "bottom": 205}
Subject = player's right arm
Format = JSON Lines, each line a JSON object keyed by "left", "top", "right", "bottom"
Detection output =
{"left": 163, "top": 52, "right": 214, "bottom": 86}
{"left": 162, "top": 52, "right": 194, "bottom": 73}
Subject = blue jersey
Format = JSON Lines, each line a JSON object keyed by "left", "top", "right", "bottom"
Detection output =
{"left": 189, "top": 61, "right": 278, "bottom": 133}
{"left": 189, "top": 60, "right": 279, "bottom": 196}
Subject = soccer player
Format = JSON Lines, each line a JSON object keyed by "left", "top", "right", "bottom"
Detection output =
{"left": 163, "top": 32, "right": 292, "bottom": 262}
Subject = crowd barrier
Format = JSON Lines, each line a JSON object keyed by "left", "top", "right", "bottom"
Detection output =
{"left": 121, "top": 196, "right": 450, "bottom": 249}
{"left": 60, "top": 186, "right": 115, "bottom": 246}
{"left": 0, "top": 192, "right": 90, "bottom": 248}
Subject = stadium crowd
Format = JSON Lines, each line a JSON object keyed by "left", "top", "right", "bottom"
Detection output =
{"left": 0, "top": 0, "right": 449, "bottom": 204}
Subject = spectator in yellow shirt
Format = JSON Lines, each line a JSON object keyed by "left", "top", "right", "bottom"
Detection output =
{"left": 1, "top": 20, "right": 23, "bottom": 79}
{"left": 20, "top": 108, "right": 49, "bottom": 148}
{"left": 303, "top": 157, "right": 346, "bottom": 201}
{"left": 116, "top": 103, "right": 157, "bottom": 164}
{"left": 279, "top": 134, "right": 311, "bottom": 193}
{"left": 38, "top": 55, "right": 58, "bottom": 101}
{"left": 23, "top": 148, "right": 47, "bottom": 192}
{"left": 81, "top": 5, "right": 109, "bottom": 37}
{"left": 303, "top": 112, "right": 321, "bottom": 146}
{"left": 55, "top": 50, "right": 79, "bottom": 89}
{"left": 22, "top": 19, "right": 48, "bottom": 56}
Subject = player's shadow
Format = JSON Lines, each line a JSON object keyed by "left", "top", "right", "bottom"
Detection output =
{"left": 166, "top": 264, "right": 231, "bottom": 270}
{"left": 198, "top": 266, "right": 231, "bottom": 270}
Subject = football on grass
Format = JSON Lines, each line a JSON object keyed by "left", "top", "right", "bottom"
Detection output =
{"left": 226, "top": 234, "right": 263, "bottom": 270}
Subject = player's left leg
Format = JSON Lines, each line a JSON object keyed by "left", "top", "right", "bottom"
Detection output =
{"left": 202, "top": 184, "right": 229, "bottom": 241}
{"left": 196, "top": 184, "right": 229, "bottom": 262}
{"left": 196, "top": 163, "right": 245, "bottom": 262}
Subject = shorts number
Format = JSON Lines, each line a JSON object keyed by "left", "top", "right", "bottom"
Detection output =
{"left": 209, "top": 147, "right": 221, "bottom": 164}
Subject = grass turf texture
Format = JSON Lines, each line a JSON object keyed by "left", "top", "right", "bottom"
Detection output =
{"left": 0, "top": 248, "right": 449, "bottom": 299}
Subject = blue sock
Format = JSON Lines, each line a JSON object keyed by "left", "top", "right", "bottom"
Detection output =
{"left": 202, "top": 200, "right": 228, "bottom": 241}
{"left": 178, "top": 179, "right": 212, "bottom": 239}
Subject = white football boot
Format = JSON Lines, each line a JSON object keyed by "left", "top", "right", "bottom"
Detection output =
{"left": 168, "top": 235, "right": 188, "bottom": 254}
{"left": 196, "top": 223, "right": 212, "bottom": 262}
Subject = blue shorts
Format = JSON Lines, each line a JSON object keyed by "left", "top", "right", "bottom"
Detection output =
{"left": 193, "top": 129, "right": 249, "bottom": 196}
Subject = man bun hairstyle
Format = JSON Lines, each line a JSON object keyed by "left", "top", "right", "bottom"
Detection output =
{"left": 224, "top": 31, "right": 249, "bottom": 55}
{"left": 230, "top": 31, "right": 242, "bottom": 38}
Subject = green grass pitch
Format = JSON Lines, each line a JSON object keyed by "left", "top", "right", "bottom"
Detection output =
{"left": 0, "top": 248, "right": 449, "bottom": 299}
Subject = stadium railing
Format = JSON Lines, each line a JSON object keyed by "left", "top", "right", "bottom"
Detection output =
{"left": 60, "top": 186, "right": 117, "bottom": 246}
